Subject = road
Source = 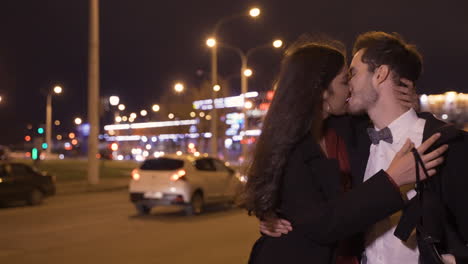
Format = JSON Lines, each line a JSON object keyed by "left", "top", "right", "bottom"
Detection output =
{"left": 0, "top": 190, "right": 260, "bottom": 264}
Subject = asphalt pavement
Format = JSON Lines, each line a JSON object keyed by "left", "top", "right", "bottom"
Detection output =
{"left": 0, "top": 189, "right": 260, "bottom": 264}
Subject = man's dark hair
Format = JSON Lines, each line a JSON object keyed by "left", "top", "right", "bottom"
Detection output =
{"left": 353, "top": 31, "right": 423, "bottom": 83}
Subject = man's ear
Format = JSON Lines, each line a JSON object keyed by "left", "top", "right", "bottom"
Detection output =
{"left": 374, "top": 65, "right": 390, "bottom": 85}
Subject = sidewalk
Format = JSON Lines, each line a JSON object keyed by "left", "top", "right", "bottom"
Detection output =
{"left": 55, "top": 178, "right": 130, "bottom": 196}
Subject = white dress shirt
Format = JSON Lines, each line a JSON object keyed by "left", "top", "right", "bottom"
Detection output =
{"left": 363, "top": 109, "right": 426, "bottom": 264}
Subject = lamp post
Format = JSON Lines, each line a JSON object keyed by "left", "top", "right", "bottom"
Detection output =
{"left": 207, "top": 7, "right": 260, "bottom": 158}
{"left": 45, "top": 85, "right": 63, "bottom": 156}
{"left": 214, "top": 40, "right": 283, "bottom": 160}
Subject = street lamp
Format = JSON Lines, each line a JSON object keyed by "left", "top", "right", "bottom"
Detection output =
{"left": 46, "top": 85, "right": 63, "bottom": 156}
{"left": 214, "top": 39, "right": 283, "bottom": 161}
{"left": 174, "top": 83, "right": 184, "bottom": 93}
{"left": 207, "top": 7, "right": 261, "bottom": 158}
{"left": 140, "top": 110, "right": 148, "bottom": 116}
{"left": 213, "top": 84, "right": 221, "bottom": 92}
{"left": 206, "top": 38, "right": 216, "bottom": 48}
{"left": 118, "top": 104, "right": 125, "bottom": 111}
{"left": 249, "top": 7, "right": 261, "bottom": 17}
{"left": 273, "top": 39, "right": 283, "bottom": 48}
{"left": 109, "top": 95, "right": 120, "bottom": 106}
{"left": 243, "top": 68, "right": 253, "bottom": 77}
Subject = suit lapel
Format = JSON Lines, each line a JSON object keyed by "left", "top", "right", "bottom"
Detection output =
{"left": 349, "top": 117, "right": 372, "bottom": 186}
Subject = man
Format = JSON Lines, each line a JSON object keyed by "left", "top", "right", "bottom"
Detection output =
{"left": 262, "top": 32, "right": 468, "bottom": 263}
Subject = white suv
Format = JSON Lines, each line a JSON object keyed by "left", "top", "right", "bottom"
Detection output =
{"left": 129, "top": 154, "right": 244, "bottom": 215}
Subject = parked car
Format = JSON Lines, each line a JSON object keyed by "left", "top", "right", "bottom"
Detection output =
{"left": 0, "top": 162, "right": 56, "bottom": 206}
{"left": 129, "top": 154, "right": 244, "bottom": 215}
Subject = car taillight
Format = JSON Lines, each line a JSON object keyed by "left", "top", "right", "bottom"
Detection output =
{"left": 132, "top": 169, "right": 140, "bottom": 181}
{"left": 170, "top": 169, "right": 186, "bottom": 181}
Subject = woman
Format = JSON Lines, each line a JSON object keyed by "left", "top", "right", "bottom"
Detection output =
{"left": 242, "top": 42, "right": 446, "bottom": 263}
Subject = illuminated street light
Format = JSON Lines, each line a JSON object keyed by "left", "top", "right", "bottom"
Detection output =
{"left": 53, "top": 85, "right": 63, "bottom": 94}
{"left": 190, "top": 112, "right": 196, "bottom": 118}
{"left": 168, "top": 113, "right": 175, "bottom": 119}
{"left": 206, "top": 38, "right": 216, "bottom": 48}
{"left": 174, "top": 83, "right": 184, "bottom": 93}
{"left": 122, "top": 116, "right": 128, "bottom": 122}
{"left": 249, "top": 7, "right": 261, "bottom": 17}
{"left": 140, "top": 110, "right": 148, "bottom": 116}
{"left": 115, "top": 116, "right": 122, "bottom": 123}
{"left": 199, "top": 112, "right": 205, "bottom": 118}
{"left": 56, "top": 135, "right": 62, "bottom": 140}
{"left": 54, "top": 120, "right": 61, "bottom": 126}
{"left": 74, "top": 117, "right": 82, "bottom": 125}
{"left": 152, "top": 104, "right": 160, "bottom": 112}
{"left": 273, "top": 39, "right": 283, "bottom": 48}
{"left": 213, "top": 84, "right": 221, "bottom": 92}
{"left": 130, "top": 113, "right": 137, "bottom": 119}
{"left": 118, "top": 104, "right": 126, "bottom": 111}
{"left": 206, "top": 115, "right": 212, "bottom": 120}
{"left": 109, "top": 96, "right": 120, "bottom": 106}
{"left": 46, "top": 85, "right": 63, "bottom": 156}
{"left": 243, "top": 68, "right": 253, "bottom": 77}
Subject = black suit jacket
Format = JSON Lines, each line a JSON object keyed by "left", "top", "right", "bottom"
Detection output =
{"left": 331, "top": 113, "right": 468, "bottom": 263}
{"left": 249, "top": 135, "right": 405, "bottom": 264}
{"left": 396, "top": 113, "right": 468, "bottom": 263}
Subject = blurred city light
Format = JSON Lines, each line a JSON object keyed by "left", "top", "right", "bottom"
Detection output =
{"left": 115, "top": 116, "right": 122, "bottom": 123}
{"left": 152, "top": 104, "right": 160, "bottom": 112}
{"left": 109, "top": 96, "right": 120, "bottom": 106}
{"left": 130, "top": 113, "right": 137, "bottom": 119}
{"left": 199, "top": 112, "right": 205, "bottom": 118}
{"left": 140, "top": 110, "right": 148, "bottom": 116}
{"left": 24, "top": 135, "right": 31, "bottom": 142}
{"left": 244, "top": 101, "right": 253, "bottom": 109}
{"left": 68, "top": 132, "right": 76, "bottom": 139}
{"left": 190, "top": 112, "right": 196, "bottom": 118}
{"left": 38, "top": 128, "right": 44, "bottom": 134}
{"left": 206, "top": 115, "right": 212, "bottom": 120}
{"left": 74, "top": 117, "right": 82, "bottom": 125}
{"left": 56, "top": 135, "right": 62, "bottom": 140}
{"left": 168, "top": 113, "right": 175, "bottom": 119}
{"left": 213, "top": 84, "right": 221, "bottom": 92}
{"left": 118, "top": 104, "right": 126, "bottom": 111}
{"left": 54, "top": 120, "right": 61, "bottom": 126}
{"left": 111, "top": 142, "right": 119, "bottom": 151}
{"left": 42, "top": 143, "right": 48, "bottom": 149}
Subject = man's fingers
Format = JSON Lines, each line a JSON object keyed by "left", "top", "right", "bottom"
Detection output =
{"left": 423, "top": 157, "right": 444, "bottom": 171}
{"left": 422, "top": 144, "right": 448, "bottom": 163}
{"left": 418, "top": 133, "right": 441, "bottom": 154}
{"left": 397, "top": 139, "right": 413, "bottom": 157}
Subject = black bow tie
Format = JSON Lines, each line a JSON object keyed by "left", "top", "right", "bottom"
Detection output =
{"left": 367, "top": 127, "right": 393, "bottom": 145}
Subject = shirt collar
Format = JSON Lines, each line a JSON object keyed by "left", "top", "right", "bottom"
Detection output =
{"left": 376, "top": 108, "right": 419, "bottom": 145}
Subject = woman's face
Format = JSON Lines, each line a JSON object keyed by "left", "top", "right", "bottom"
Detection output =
{"left": 323, "top": 66, "right": 350, "bottom": 116}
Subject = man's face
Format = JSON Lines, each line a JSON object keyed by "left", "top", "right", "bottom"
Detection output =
{"left": 347, "top": 49, "right": 379, "bottom": 114}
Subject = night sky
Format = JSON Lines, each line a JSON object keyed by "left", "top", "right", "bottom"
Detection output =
{"left": 1, "top": 0, "right": 467, "bottom": 145}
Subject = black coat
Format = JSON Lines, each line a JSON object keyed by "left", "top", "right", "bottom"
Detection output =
{"left": 396, "top": 113, "right": 468, "bottom": 263}
{"left": 334, "top": 113, "right": 468, "bottom": 263}
{"left": 248, "top": 135, "right": 405, "bottom": 264}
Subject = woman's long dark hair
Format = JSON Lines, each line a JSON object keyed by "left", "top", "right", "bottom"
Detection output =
{"left": 242, "top": 41, "right": 346, "bottom": 220}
